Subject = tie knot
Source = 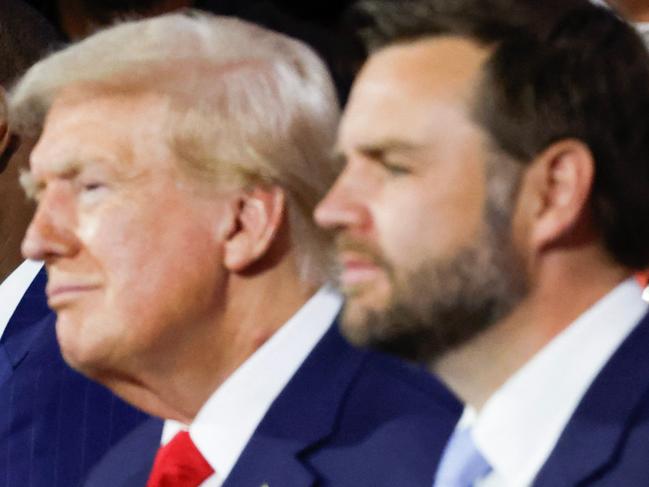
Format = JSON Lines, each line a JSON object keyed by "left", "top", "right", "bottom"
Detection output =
{"left": 147, "top": 431, "right": 214, "bottom": 487}
{"left": 434, "top": 428, "right": 492, "bottom": 487}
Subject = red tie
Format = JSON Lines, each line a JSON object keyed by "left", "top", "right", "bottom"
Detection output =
{"left": 146, "top": 431, "right": 214, "bottom": 487}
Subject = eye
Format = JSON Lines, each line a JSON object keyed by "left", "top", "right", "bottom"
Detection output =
{"left": 82, "top": 182, "right": 105, "bottom": 192}
{"left": 364, "top": 148, "right": 413, "bottom": 177}
{"left": 77, "top": 179, "right": 109, "bottom": 205}
{"left": 380, "top": 160, "right": 412, "bottom": 176}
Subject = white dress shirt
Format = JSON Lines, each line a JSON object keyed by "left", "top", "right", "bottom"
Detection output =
{"left": 161, "top": 285, "right": 343, "bottom": 487}
{"left": 0, "top": 260, "right": 44, "bottom": 339}
{"left": 456, "top": 279, "right": 648, "bottom": 487}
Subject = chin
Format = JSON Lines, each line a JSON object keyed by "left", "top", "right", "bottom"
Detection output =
{"left": 55, "top": 316, "right": 113, "bottom": 378}
{"left": 338, "top": 301, "right": 379, "bottom": 347}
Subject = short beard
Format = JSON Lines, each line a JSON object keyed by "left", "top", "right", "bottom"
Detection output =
{"left": 339, "top": 156, "right": 528, "bottom": 363}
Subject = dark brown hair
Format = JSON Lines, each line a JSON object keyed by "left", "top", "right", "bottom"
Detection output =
{"left": 355, "top": 0, "right": 649, "bottom": 269}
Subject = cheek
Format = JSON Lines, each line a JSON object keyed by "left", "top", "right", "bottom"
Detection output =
{"left": 77, "top": 211, "right": 106, "bottom": 243}
{"left": 76, "top": 198, "right": 189, "bottom": 297}
{"left": 78, "top": 206, "right": 148, "bottom": 268}
{"left": 374, "top": 185, "right": 485, "bottom": 267}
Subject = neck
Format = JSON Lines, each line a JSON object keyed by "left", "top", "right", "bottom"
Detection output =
{"left": 102, "top": 255, "right": 317, "bottom": 423}
{"left": 433, "top": 244, "right": 629, "bottom": 411}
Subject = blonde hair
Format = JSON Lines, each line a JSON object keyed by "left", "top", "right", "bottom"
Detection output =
{"left": 11, "top": 12, "right": 341, "bottom": 283}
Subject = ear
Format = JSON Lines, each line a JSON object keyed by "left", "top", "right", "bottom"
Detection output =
{"left": 223, "top": 185, "right": 286, "bottom": 272}
{"left": 526, "top": 139, "right": 594, "bottom": 251}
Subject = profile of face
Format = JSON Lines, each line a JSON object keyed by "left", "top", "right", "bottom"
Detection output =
{"left": 315, "top": 37, "right": 528, "bottom": 363}
{"left": 21, "top": 89, "right": 234, "bottom": 379}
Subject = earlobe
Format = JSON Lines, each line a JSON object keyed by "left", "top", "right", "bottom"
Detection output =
{"left": 223, "top": 185, "right": 286, "bottom": 272}
{"left": 530, "top": 139, "right": 595, "bottom": 251}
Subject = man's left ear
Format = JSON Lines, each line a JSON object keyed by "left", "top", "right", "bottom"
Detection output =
{"left": 223, "top": 185, "right": 286, "bottom": 272}
{"left": 526, "top": 139, "right": 595, "bottom": 251}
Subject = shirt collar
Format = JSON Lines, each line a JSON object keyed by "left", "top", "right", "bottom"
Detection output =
{"left": 468, "top": 278, "right": 648, "bottom": 486}
{"left": 162, "top": 285, "right": 342, "bottom": 484}
{"left": 0, "top": 260, "right": 44, "bottom": 339}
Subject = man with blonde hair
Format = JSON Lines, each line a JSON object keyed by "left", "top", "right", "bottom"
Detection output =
{"left": 13, "top": 12, "right": 460, "bottom": 486}
{"left": 1, "top": 2, "right": 149, "bottom": 486}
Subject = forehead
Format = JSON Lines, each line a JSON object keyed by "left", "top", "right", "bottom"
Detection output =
{"left": 339, "top": 36, "right": 490, "bottom": 149}
{"left": 31, "top": 87, "right": 172, "bottom": 177}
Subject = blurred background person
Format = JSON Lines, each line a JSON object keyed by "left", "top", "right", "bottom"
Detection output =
{"left": 607, "top": 0, "right": 649, "bottom": 42}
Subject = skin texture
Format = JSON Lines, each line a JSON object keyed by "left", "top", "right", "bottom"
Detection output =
{"left": 22, "top": 87, "right": 314, "bottom": 422}
{"left": 316, "top": 36, "right": 630, "bottom": 409}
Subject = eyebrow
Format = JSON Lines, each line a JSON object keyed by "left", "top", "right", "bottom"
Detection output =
{"left": 333, "top": 139, "right": 420, "bottom": 161}
{"left": 20, "top": 159, "right": 83, "bottom": 199}
{"left": 20, "top": 170, "right": 41, "bottom": 199}
{"left": 358, "top": 141, "right": 421, "bottom": 162}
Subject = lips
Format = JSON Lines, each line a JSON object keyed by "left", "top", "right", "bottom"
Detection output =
{"left": 339, "top": 252, "right": 383, "bottom": 287}
{"left": 46, "top": 283, "right": 100, "bottom": 307}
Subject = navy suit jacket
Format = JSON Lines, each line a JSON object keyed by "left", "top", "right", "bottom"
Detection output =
{"left": 533, "top": 310, "right": 649, "bottom": 486}
{"left": 85, "top": 321, "right": 462, "bottom": 486}
{"left": 0, "top": 269, "right": 151, "bottom": 487}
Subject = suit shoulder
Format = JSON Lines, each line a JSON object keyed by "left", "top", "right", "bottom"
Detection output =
{"left": 351, "top": 348, "right": 462, "bottom": 416}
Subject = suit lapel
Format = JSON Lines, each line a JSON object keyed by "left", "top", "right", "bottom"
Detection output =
{"left": 0, "top": 268, "right": 50, "bottom": 387}
{"left": 222, "top": 321, "right": 366, "bottom": 487}
{"left": 82, "top": 417, "right": 163, "bottom": 487}
{"left": 533, "top": 311, "right": 649, "bottom": 486}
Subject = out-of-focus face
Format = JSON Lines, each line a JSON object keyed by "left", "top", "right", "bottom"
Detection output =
{"left": 0, "top": 88, "right": 37, "bottom": 279}
{"left": 22, "top": 89, "right": 233, "bottom": 378}
{"left": 315, "top": 37, "right": 528, "bottom": 362}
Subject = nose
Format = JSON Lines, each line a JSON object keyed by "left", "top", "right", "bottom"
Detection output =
{"left": 22, "top": 189, "right": 79, "bottom": 262}
{"left": 314, "top": 164, "right": 372, "bottom": 233}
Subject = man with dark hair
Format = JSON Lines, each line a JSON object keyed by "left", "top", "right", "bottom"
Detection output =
{"left": 316, "top": 0, "right": 649, "bottom": 484}
{"left": 0, "top": 2, "right": 150, "bottom": 486}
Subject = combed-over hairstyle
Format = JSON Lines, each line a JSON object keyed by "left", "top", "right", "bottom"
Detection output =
{"left": 11, "top": 12, "right": 341, "bottom": 283}
{"left": 354, "top": 0, "right": 649, "bottom": 270}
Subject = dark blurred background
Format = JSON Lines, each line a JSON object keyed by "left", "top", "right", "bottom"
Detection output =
{"left": 20, "top": 0, "right": 365, "bottom": 104}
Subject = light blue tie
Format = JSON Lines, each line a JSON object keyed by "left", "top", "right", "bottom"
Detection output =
{"left": 433, "top": 428, "right": 492, "bottom": 487}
